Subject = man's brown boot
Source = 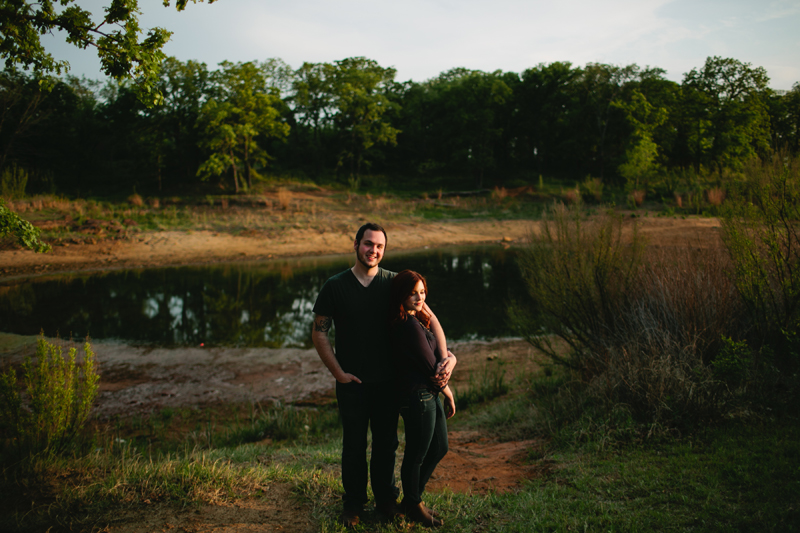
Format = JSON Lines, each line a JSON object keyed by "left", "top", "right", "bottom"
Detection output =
{"left": 340, "top": 508, "right": 360, "bottom": 529}
{"left": 402, "top": 500, "right": 442, "bottom": 528}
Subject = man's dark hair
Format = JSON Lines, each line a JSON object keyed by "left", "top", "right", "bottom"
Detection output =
{"left": 355, "top": 223, "right": 388, "bottom": 247}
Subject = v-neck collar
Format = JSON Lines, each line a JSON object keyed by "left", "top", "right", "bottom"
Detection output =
{"left": 349, "top": 267, "right": 379, "bottom": 288}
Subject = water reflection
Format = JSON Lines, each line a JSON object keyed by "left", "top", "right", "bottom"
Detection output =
{"left": 0, "top": 246, "right": 523, "bottom": 348}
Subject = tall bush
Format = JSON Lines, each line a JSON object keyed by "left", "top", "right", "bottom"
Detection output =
{"left": 512, "top": 203, "right": 745, "bottom": 430}
{"left": 720, "top": 154, "right": 800, "bottom": 340}
{"left": 0, "top": 336, "right": 99, "bottom": 456}
{"left": 511, "top": 203, "right": 645, "bottom": 375}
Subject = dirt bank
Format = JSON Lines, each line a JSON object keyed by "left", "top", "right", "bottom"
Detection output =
{"left": 0, "top": 215, "right": 723, "bottom": 281}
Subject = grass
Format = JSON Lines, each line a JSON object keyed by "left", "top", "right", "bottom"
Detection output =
{"left": 2, "top": 361, "right": 798, "bottom": 531}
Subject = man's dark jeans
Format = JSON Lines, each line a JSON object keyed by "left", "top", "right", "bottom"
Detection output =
{"left": 336, "top": 380, "right": 400, "bottom": 511}
{"left": 399, "top": 389, "right": 449, "bottom": 504}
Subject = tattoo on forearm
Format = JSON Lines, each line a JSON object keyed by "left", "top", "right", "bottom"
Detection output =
{"left": 314, "top": 316, "right": 332, "bottom": 333}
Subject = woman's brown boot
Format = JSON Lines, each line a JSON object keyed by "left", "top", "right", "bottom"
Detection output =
{"left": 402, "top": 500, "right": 443, "bottom": 528}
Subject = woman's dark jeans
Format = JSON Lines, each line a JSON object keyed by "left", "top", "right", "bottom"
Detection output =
{"left": 399, "top": 389, "right": 449, "bottom": 504}
{"left": 336, "top": 380, "right": 400, "bottom": 511}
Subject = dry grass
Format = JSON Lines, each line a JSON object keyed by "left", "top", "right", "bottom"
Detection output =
{"left": 563, "top": 189, "right": 581, "bottom": 204}
{"left": 492, "top": 186, "right": 508, "bottom": 202}
{"left": 707, "top": 187, "right": 726, "bottom": 206}
{"left": 276, "top": 188, "right": 291, "bottom": 210}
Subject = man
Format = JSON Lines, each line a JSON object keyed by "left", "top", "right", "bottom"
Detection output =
{"left": 311, "top": 222, "right": 456, "bottom": 528}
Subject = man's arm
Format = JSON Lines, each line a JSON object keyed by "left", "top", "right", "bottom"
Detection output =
{"left": 423, "top": 303, "right": 457, "bottom": 387}
{"left": 311, "top": 314, "right": 361, "bottom": 384}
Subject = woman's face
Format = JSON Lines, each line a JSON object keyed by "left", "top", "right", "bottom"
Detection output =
{"left": 403, "top": 280, "right": 426, "bottom": 315}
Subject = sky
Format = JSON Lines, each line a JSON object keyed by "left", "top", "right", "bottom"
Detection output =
{"left": 41, "top": 0, "right": 800, "bottom": 90}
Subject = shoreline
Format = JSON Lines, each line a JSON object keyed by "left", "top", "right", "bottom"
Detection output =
{"left": 0, "top": 219, "right": 535, "bottom": 282}
{"left": 0, "top": 215, "right": 724, "bottom": 283}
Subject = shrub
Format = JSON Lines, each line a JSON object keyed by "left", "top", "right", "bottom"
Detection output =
{"left": 511, "top": 203, "right": 645, "bottom": 374}
{"left": 0, "top": 336, "right": 99, "bottom": 457}
{"left": 511, "top": 204, "right": 749, "bottom": 432}
{"left": 1, "top": 164, "right": 28, "bottom": 199}
{"left": 720, "top": 154, "right": 800, "bottom": 348}
{"left": 0, "top": 198, "right": 50, "bottom": 253}
{"left": 579, "top": 176, "right": 603, "bottom": 202}
{"left": 563, "top": 188, "right": 581, "bottom": 205}
{"left": 127, "top": 193, "right": 144, "bottom": 207}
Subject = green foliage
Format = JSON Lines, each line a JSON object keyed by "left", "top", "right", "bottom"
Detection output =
{"left": 329, "top": 57, "right": 400, "bottom": 179}
{"left": 714, "top": 336, "right": 751, "bottom": 385}
{"left": 614, "top": 89, "right": 667, "bottom": 190}
{"left": 197, "top": 61, "right": 290, "bottom": 192}
{"left": 0, "top": 1, "right": 217, "bottom": 106}
{"left": 682, "top": 56, "right": 772, "bottom": 171}
{"left": 0, "top": 335, "right": 99, "bottom": 456}
{"left": 0, "top": 198, "right": 50, "bottom": 252}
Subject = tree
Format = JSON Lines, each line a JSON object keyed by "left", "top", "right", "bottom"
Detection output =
{"left": 613, "top": 89, "right": 668, "bottom": 190}
{"left": 0, "top": 0, "right": 215, "bottom": 106}
{"left": 430, "top": 69, "right": 513, "bottom": 188}
{"left": 197, "top": 61, "right": 290, "bottom": 192}
{"left": 514, "top": 62, "right": 583, "bottom": 179}
{"left": 577, "top": 63, "right": 645, "bottom": 180}
{"left": 147, "top": 57, "right": 210, "bottom": 188}
{"left": 0, "top": 68, "right": 52, "bottom": 170}
{"left": 768, "top": 83, "right": 800, "bottom": 155}
{"left": 329, "top": 57, "right": 399, "bottom": 184}
{"left": 681, "top": 56, "right": 771, "bottom": 172}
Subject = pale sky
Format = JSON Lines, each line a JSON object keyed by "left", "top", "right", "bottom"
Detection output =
{"left": 41, "top": 0, "right": 800, "bottom": 90}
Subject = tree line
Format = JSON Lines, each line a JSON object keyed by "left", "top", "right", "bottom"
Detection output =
{"left": 1, "top": 55, "right": 799, "bottom": 197}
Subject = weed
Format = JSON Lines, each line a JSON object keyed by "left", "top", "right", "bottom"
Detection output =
{"left": 0, "top": 335, "right": 99, "bottom": 458}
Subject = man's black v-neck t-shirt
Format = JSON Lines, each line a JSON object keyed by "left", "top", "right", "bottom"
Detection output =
{"left": 313, "top": 268, "right": 396, "bottom": 383}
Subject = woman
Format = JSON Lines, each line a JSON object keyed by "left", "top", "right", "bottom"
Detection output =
{"left": 389, "top": 270, "right": 456, "bottom": 528}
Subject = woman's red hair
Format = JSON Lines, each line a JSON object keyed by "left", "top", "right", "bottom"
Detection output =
{"left": 389, "top": 270, "right": 431, "bottom": 328}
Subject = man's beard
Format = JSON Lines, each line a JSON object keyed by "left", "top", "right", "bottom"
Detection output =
{"left": 356, "top": 248, "right": 381, "bottom": 269}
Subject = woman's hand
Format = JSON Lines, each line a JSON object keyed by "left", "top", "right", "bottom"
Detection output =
{"left": 430, "top": 351, "right": 457, "bottom": 387}
{"left": 442, "top": 385, "right": 456, "bottom": 419}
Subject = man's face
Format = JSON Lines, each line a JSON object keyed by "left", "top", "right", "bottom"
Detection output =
{"left": 354, "top": 229, "right": 386, "bottom": 269}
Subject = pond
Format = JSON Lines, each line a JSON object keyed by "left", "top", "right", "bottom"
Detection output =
{"left": 0, "top": 246, "right": 527, "bottom": 348}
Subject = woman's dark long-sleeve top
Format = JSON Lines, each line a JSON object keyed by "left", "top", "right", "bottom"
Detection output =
{"left": 390, "top": 315, "right": 443, "bottom": 397}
